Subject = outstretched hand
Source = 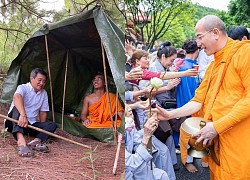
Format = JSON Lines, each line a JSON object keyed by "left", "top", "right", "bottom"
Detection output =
{"left": 133, "top": 100, "right": 150, "bottom": 110}
{"left": 192, "top": 122, "right": 218, "bottom": 147}
{"left": 145, "top": 105, "right": 171, "bottom": 121}
{"left": 184, "top": 69, "right": 198, "bottom": 77}
{"left": 125, "top": 68, "right": 143, "bottom": 81}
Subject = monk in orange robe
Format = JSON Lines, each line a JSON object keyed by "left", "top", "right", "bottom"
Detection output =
{"left": 150, "top": 15, "right": 250, "bottom": 179}
{"left": 80, "top": 74, "right": 124, "bottom": 128}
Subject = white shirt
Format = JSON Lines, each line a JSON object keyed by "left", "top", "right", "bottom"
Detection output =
{"left": 9, "top": 82, "right": 49, "bottom": 124}
{"left": 197, "top": 49, "right": 214, "bottom": 81}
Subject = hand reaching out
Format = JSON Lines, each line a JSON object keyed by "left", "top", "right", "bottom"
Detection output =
{"left": 125, "top": 68, "right": 143, "bottom": 81}
{"left": 145, "top": 105, "right": 171, "bottom": 121}
{"left": 184, "top": 69, "right": 198, "bottom": 77}
{"left": 167, "top": 78, "right": 180, "bottom": 89}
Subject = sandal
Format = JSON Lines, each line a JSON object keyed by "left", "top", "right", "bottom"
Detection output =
{"left": 28, "top": 141, "right": 49, "bottom": 153}
{"left": 17, "top": 145, "right": 34, "bottom": 157}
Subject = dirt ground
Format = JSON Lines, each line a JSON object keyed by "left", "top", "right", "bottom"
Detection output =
{"left": 0, "top": 102, "right": 125, "bottom": 180}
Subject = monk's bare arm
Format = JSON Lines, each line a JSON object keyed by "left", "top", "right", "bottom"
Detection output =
{"left": 81, "top": 96, "right": 90, "bottom": 122}
{"left": 150, "top": 101, "right": 201, "bottom": 121}
{"left": 168, "top": 101, "right": 201, "bottom": 119}
{"left": 118, "top": 111, "right": 124, "bottom": 120}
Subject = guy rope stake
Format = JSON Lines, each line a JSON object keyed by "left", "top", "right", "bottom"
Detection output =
{"left": 0, "top": 114, "right": 91, "bottom": 149}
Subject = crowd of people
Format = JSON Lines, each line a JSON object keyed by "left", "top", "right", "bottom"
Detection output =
{"left": 125, "top": 16, "right": 250, "bottom": 179}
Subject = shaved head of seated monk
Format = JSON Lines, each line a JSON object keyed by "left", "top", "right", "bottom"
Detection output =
{"left": 80, "top": 73, "right": 124, "bottom": 128}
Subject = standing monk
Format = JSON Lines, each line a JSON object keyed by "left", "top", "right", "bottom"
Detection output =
{"left": 81, "top": 73, "right": 124, "bottom": 128}
{"left": 151, "top": 15, "right": 250, "bottom": 179}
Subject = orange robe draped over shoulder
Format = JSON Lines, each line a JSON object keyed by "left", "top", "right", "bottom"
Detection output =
{"left": 191, "top": 38, "right": 250, "bottom": 179}
{"left": 87, "top": 92, "right": 124, "bottom": 128}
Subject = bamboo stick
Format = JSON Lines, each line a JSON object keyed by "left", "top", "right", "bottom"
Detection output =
{"left": 101, "top": 42, "right": 117, "bottom": 145}
{"left": 61, "top": 50, "right": 69, "bottom": 130}
{"left": 44, "top": 35, "right": 55, "bottom": 122}
{"left": 0, "top": 114, "right": 91, "bottom": 149}
{"left": 112, "top": 133, "right": 122, "bottom": 175}
{"left": 114, "top": 90, "right": 118, "bottom": 135}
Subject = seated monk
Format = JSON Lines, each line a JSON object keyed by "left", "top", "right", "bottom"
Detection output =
{"left": 80, "top": 73, "right": 124, "bottom": 128}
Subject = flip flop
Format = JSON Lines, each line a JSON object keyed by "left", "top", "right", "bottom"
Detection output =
{"left": 17, "top": 145, "right": 34, "bottom": 157}
{"left": 28, "top": 141, "right": 49, "bottom": 153}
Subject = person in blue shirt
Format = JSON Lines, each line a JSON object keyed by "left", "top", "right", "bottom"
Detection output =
{"left": 176, "top": 38, "right": 200, "bottom": 172}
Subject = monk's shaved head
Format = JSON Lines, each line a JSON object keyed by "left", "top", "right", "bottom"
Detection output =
{"left": 195, "top": 15, "right": 227, "bottom": 35}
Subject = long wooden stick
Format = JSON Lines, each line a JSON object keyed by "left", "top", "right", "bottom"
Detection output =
{"left": 101, "top": 42, "right": 117, "bottom": 145}
{"left": 114, "top": 90, "right": 118, "bottom": 134}
{"left": 45, "top": 35, "right": 55, "bottom": 122}
{"left": 0, "top": 114, "right": 91, "bottom": 149}
{"left": 113, "top": 133, "right": 122, "bottom": 175}
{"left": 61, "top": 50, "right": 69, "bottom": 130}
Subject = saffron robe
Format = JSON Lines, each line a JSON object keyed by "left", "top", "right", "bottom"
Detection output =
{"left": 87, "top": 92, "right": 124, "bottom": 128}
{"left": 191, "top": 38, "right": 250, "bottom": 179}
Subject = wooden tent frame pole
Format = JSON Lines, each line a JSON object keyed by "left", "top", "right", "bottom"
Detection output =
{"left": 114, "top": 90, "right": 118, "bottom": 134}
{"left": 0, "top": 114, "right": 91, "bottom": 149}
{"left": 61, "top": 50, "right": 69, "bottom": 130}
{"left": 101, "top": 42, "right": 117, "bottom": 145}
{"left": 45, "top": 35, "right": 55, "bottom": 122}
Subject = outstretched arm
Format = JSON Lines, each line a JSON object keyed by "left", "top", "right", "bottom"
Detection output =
{"left": 160, "top": 69, "right": 198, "bottom": 80}
{"left": 148, "top": 101, "right": 202, "bottom": 121}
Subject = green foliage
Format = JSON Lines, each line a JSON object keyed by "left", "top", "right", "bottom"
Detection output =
{"left": 1, "top": 127, "right": 8, "bottom": 143}
{"left": 228, "top": 0, "right": 250, "bottom": 27}
{"left": 79, "top": 145, "right": 100, "bottom": 179}
{"left": 126, "top": 0, "right": 195, "bottom": 49}
{"left": 64, "top": 0, "right": 125, "bottom": 27}
{"left": 0, "top": 0, "right": 63, "bottom": 73}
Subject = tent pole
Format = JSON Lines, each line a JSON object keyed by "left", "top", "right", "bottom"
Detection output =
{"left": 101, "top": 42, "right": 117, "bottom": 145}
{"left": 45, "top": 35, "right": 55, "bottom": 122}
{"left": 0, "top": 114, "right": 91, "bottom": 149}
{"left": 61, "top": 50, "right": 69, "bottom": 130}
{"left": 114, "top": 90, "right": 118, "bottom": 135}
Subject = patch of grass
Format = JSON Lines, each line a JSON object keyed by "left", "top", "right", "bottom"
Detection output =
{"left": 1, "top": 127, "right": 9, "bottom": 143}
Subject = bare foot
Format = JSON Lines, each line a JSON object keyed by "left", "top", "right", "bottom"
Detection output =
{"left": 185, "top": 163, "right": 198, "bottom": 173}
{"left": 201, "top": 162, "right": 209, "bottom": 168}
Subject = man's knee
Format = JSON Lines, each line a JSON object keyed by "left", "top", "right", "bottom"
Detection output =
{"left": 47, "top": 122, "right": 57, "bottom": 132}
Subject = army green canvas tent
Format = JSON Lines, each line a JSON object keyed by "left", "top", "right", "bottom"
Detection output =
{"left": 0, "top": 6, "right": 125, "bottom": 143}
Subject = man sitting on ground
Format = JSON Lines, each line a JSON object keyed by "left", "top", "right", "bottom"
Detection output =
{"left": 81, "top": 73, "right": 124, "bottom": 128}
{"left": 5, "top": 68, "right": 57, "bottom": 157}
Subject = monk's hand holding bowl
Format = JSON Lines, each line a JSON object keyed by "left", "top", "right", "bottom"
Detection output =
{"left": 192, "top": 122, "right": 218, "bottom": 147}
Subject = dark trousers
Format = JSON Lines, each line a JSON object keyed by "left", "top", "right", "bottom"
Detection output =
{"left": 5, "top": 106, "right": 57, "bottom": 142}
